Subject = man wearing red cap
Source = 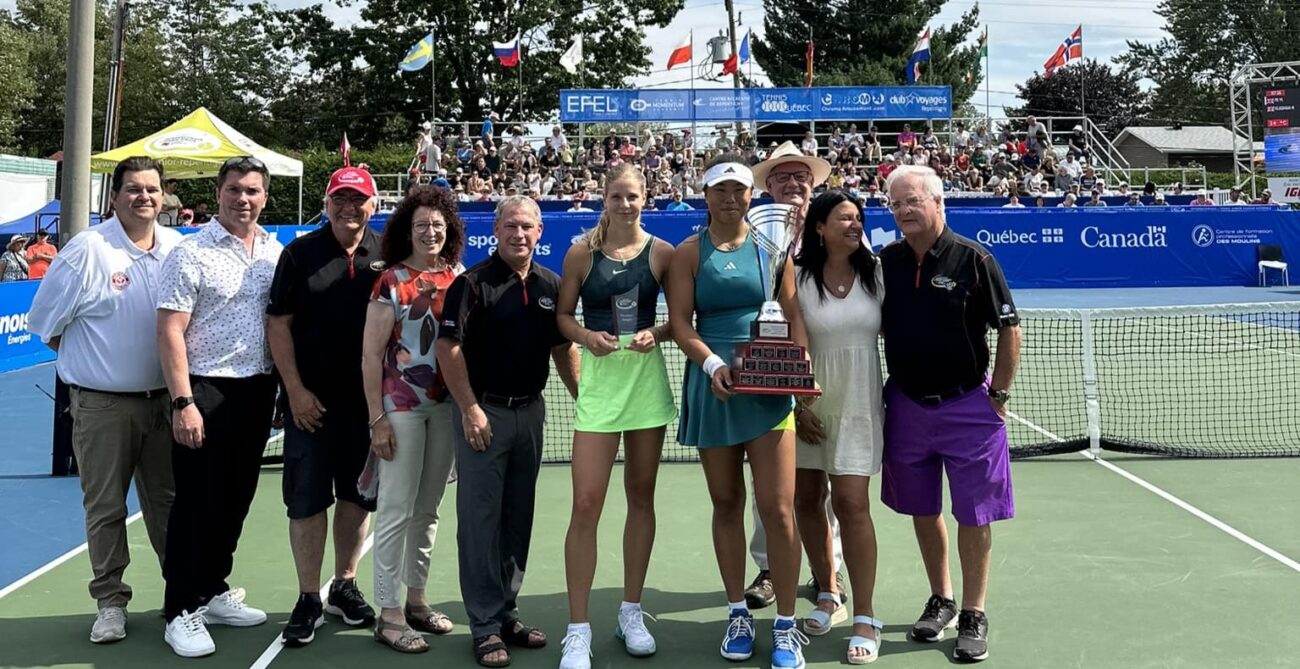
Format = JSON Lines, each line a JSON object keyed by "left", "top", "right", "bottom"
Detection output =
{"left": 266, "top": 166, "right": 384, "bottom": 646}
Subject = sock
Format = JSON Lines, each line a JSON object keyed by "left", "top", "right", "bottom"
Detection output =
{"left": 776, "top": 614, "right": 796, "bottom": 625}
{"left": 299, "top": 592, "right": 321, "bottom": 604}
{"left": 567, "top": 622, "right": 591, "bottom": 636}
{"left": 728, "top": 600, "right": 749, "bottom": 614}
{"left": 620, "top": 601, "right": 641, "bottom": 612}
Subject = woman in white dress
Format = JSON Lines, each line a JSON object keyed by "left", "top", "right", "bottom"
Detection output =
{"left": 777, "top": 189, "right": 885, "bottom": 665}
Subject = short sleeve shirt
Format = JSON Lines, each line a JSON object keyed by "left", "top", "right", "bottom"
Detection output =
{"left": 266, "top": 226, "right": 382, "bottom": 407}
{"left": 371, "top": 264, "right": 460, "bottom": 411}
{"left": 879, "top": 227, "right": 1019, "bottom": 399}
{"left": 157, "top": 221, "right": 283, "bottom": 378}
{"left": 438, "top": 253, "right": 566, "bottom": 398}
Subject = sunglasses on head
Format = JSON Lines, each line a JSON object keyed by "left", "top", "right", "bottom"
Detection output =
{"left": 222, "top": 156, "right": 268, "bottom": 171}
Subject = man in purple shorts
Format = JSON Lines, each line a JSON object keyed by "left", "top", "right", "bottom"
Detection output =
{"left": 878, "top": 165, "right": 1022, "bottom": 663}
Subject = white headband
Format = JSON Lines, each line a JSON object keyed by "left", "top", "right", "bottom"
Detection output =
{"left": 703, "top": 162, "right": 754, "bottom": 189}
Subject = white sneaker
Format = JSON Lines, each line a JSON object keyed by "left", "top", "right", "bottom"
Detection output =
{"left": 164, "top": 608, "right": 215, "bottom": 658}
{"left": 202, "top": 590, "right": 267, "bottom": 627}
{"left": 90, "top": 606, "right": 126, "bottom": 643}
{"left": 616, "top": 606, "right": 657, "bottom": 656}
{"left": 559, "top": 627, "right": 593, "bottom": 669}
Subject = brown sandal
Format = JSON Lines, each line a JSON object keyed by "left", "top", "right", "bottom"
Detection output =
{"left": 405, "top": 604, "right": 454, "bottom": 634}
{"left": 374, "top": 617, "right": 428, "bottom": 653}
{"left": 501, "top": 620, "right": 547, "bottom": 648}
{"left": 474, "top": 634, "right": 511, "bottom": 667}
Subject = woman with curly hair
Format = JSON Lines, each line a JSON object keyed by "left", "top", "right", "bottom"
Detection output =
{"left": 361, "top": 185, "right": 465, "bottom": 653}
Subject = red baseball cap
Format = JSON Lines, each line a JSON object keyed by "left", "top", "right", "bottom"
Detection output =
{"left": 326, "top": 166, "right": 377, "bottom": 197}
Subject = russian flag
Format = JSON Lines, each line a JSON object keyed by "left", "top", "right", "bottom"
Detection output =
{"left": 1044, "top": 25, "right": 1082, "bottom": 78}
{"left": 905, "top": 28, "right": 930, "bottom": 84}
{"left": 493, "top": 33, "right": 520, "bottom": 67}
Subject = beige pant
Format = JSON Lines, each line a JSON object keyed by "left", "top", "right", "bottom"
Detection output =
{"left": 69, "top": 388, "right": 174, "bottom": 609}
{"left": 372, "top": 402, "right": 456, "bottom": 609}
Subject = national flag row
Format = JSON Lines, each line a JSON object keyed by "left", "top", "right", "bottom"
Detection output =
{"left": 910, "top": 24, "right": 1083, "bottom": 85}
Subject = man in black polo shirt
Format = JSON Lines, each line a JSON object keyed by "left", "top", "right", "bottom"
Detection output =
{"left": 437, "top": 195, "right": 579, "bottom": 667}
{"left": 878, "top": 165, "right": 1021, "bottom": 663}
{"left": 266, "top": 166, "right": 383, "bottom": 646}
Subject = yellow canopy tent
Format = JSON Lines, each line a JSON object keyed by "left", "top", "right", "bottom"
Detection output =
{"left": 91, "top": 107, "right": 305, "bottom": 222}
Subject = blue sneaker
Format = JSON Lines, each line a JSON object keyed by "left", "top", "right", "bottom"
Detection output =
{"left": 771, "top": 618, "right": 810, "bottom": 669}
{"left": 720, "top": 608, "right": 755, "bottom": 661}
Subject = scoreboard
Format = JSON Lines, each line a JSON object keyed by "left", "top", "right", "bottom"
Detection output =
{"left": 1263, "top": 88, "right": 1300, "bottom": 131}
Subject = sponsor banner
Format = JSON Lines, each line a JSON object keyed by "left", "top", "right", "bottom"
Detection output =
{"left": 1268, "top": 177, "right": 1300, "bottom": 203}
{"left": 559, "top": 86, "right": 952, "bottom": 123}
{"left": 0, "top": 280, "right": 53, "bottom": 373}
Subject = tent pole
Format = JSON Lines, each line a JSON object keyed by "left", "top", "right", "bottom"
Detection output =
{"left": 298, "top": 177, "right": 303, "bottom": 224}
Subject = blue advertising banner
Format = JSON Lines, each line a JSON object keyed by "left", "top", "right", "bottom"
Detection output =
{"left": 0, "top": 280, "right": 54, "bottom": 373}
{"left": 559, "top": 86, "right": 953, "bottom": 123}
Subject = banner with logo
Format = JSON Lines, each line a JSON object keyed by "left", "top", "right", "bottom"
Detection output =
{"left": 1267, "top": 177, "right": 1300, "bottom": 203}
{"left": 0, "top": 280, "right": 53, "bottom": 373}
{"left": 559, "top": 86, "right": 953, "bottom": 123}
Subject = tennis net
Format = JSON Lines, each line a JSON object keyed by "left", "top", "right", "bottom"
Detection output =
{"left": 264, "top": 301, "right": 1300, "bottom": 463}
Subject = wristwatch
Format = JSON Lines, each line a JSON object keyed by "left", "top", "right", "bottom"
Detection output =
{"left": 988, "top": 389, "right": 1011, "bottom": 403}
{"left": 171, "top": 396, "right": 195, "bottom": 411}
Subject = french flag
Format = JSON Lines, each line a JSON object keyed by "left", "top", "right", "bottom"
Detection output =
{"left": 493, "top": 33, "right": 520, "bottom": 67}
{"left": 1044, "top": 26, "right": 1082, "bottom": 78}
{"left": 905, "top": 28, "right": 930, "bottom": 84}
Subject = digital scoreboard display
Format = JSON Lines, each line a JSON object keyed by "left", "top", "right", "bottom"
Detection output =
{"left": 1263, "top": 87, "right": 1300, "bottom": 173}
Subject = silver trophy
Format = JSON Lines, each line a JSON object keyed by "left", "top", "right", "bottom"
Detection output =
{"left": 746, "top": 203, "right": 797, "bottom": 339}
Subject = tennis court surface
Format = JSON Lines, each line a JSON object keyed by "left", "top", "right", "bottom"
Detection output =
{"left": 2, "top": 287, "right": 1298, "bottom": 668}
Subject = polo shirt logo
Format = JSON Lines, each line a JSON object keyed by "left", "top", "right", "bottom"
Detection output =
{"left": 369, "top": 260, "right": 385, "bottom": 271}
{"left": 930, "top": 275, "right": 956, "bottom": 291}
{"left": 110, "top": 271, "right": 130, "bottom": 291}
{"left": 538, "top": 296, "right": 555, "bottom": 310}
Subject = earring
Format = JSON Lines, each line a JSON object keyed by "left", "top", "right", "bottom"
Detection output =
{"left": 819, "top": 235, "right": 825, "bottom": 247}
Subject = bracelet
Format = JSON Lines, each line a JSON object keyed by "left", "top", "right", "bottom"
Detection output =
{"left": 702, "top": 354, "right": 726, "bottom": 379}
{"left": 368, "top": 412, "right": 387, "bottom": 428}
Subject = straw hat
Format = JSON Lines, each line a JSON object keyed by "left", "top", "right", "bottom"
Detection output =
{"left": 750, "top": 141, "right": 831, "bottom": 193}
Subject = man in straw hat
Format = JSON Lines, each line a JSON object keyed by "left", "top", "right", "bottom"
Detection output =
{"left": 743, "top": 140, "right": 847, "bottom": 614}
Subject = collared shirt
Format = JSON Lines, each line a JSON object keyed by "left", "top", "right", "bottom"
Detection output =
{"left": 27, "top": 217, "right": 182, "bottom": 391}
{"left": 25, "top": 241, "right": 58, "bottom": 279}
{"left": 880, "top": 226, "right": 1019, "bottom": 399}
{"left": 438, "top": 253, "right": 566, "bottom": 398}
{"left": 157, "top": 220, "right": 283, "bottom": 378}
{"left": 266, "top": 226, "right": 382, "bottom": 407}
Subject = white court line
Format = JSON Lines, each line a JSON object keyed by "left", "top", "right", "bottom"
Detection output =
{"left": 1005, "top": 410, "right": 1300, "bottom": 575}
{"left": 0, "top": 511, "right": 144, "bottom": 599}
{"left": 1147, "top": 320, "right": 1300, "bottom": 361}
{"left": 248, "top": 533, "right": 375, "bottom": 669}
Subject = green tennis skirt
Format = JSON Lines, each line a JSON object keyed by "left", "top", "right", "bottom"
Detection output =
{"left": 574, "top": 342, "right": 677, "bottom": 433}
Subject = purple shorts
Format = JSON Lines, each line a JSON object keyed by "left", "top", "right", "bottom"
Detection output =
{"left": 881, "top": 380, "right": 1015, "bottom": 526}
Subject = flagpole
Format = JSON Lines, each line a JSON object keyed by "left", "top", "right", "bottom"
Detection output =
{"left": 1078, "top": 25, "right": 1086, "bottom": 123}
{"left": 984, "top": 26, "right": 991, "bottom": 120}
{"left": 689, "top": 29, "right": 696, "bottom": 175}
{"left": 518, "top": 34, "right": 525, "bottom": 124}
{"left": 430, "top": 27, "right": 437, "bottom": 122}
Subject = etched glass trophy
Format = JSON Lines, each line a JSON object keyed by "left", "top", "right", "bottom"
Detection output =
{"left": 733, "top": 204, "right": 819, "bottom": 396}
{"left": 611, "top": 286, "right": 640, "bottom": 347}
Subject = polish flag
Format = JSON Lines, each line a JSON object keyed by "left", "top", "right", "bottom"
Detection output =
{"left": 666, "top": 31, "right": 692, "bottom": 70}
{"left": 340, "top": 133, "right": 351, "bottom": 167}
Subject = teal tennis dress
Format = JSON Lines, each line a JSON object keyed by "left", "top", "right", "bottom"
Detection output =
{"left": 678, "top": 230, "right": 794, "bottom": 448}
{"left": 573, "top": 235, "right": 677, "bottom": 433}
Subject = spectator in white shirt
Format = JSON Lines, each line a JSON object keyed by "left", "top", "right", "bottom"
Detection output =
{"left": 27, "top": 156, "right": 184, "bottom": 646}
{"left": 1001, "top": 194, "right": 1026, "bottom": 208}
{"left": 547, "top": 126, "right": 569, "bottom": 152}
{"left": 1057, "top": 193, "right": 1078, "bottom": 207}
{"left": 800, "top": 130, "right": 819, "bottom": 156}
{"left": 156, "top": 156, "right": 285, "bottom": 658}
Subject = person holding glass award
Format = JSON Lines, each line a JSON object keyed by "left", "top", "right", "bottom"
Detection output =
{"left": 554, "top": 163, "right": 677, "bottom": 669}
{"left": 666, "top": 154, "right": 807, "bottom": 669}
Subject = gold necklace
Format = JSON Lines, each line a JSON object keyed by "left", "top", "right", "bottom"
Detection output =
{"left": 708, "top": 226, "right": 747, "bottom": 252}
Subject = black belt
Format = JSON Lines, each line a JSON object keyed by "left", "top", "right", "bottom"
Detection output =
{"left": 69, "top": 384, "right": 168, "bottom": 400}
{"left": 905, "top": 379, "right": 985, "bottom": 406}
{"left": 477, "top": 391, "right": 540, "bottom": 409}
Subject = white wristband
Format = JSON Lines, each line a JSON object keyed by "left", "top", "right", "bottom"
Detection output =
{"left": 702, "top": 354, "right": 726, "bottom": 379}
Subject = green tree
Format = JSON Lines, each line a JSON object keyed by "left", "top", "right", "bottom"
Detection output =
{"left": 751, "top": 0, "right": 982, "bottom": 103}
{"left": 1117, "top": 0, "right": 1300, "bottom": 126}
{"left": 1004, "top": 59, "right": 1148, "bottom": 137}
{"left": 0, "top": 17, "right": 36, "bottom": 150}
{"left": 265, "top": 0, "right": 685, "bottom": 149}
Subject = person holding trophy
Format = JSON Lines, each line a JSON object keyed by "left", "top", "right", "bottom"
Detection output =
{"left": 778, "top": 190, "right": 886, "bottom": 664}
{"left": 554, "top": 163, "right": 677, "bottom": 669}
{"left": 666, "top": 154, "right": 807, "bottom": 669}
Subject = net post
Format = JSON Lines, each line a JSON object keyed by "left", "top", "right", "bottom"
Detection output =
{"left": 1079, "top": 310, "right": 1102, "bottom": 455}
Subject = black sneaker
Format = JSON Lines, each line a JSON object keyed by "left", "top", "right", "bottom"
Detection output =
{"left": 325, "top": 578, "right": 376, "bottom": 627}
{"left": 953, "top": 609, "right": 989, "bottom": 662}
{"left": 281, "top": 594, "right": 323, "bottom": 647}
{"left": 806, "top": 572, "right": 848, "bottom": 604}
{"left": 743, "top": 570, "right": 775, "bottom": 609}
{"left": 910, "top": 594, "right": 958, "bottom": 642}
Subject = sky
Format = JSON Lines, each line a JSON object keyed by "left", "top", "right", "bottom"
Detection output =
{"left": 3, "top": 0, "right": 1170, "bottom": 118}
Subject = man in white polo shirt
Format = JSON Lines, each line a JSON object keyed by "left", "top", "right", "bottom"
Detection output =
{"left": 27, "top": 156, "right": 183, "bottom": 645}
{"left": 156, "top": 156, "right": 284, "bottom": 658}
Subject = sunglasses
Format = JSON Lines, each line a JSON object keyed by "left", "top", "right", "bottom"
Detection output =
{"left": 221, "top": 156, "right": 268, "bottom": 172}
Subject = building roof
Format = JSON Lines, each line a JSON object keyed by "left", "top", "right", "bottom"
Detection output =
{"left": 1114, "top": 126, "right": 1255, "bottom": 154}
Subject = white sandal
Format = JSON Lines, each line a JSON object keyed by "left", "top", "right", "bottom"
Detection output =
{"left": 801, "top": 591, "right": 847, "bottom": 636}
{"left": 847, "top": 615, "right": 884, "bottom": 665}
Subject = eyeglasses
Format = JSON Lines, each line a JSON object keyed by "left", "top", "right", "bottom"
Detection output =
{"left": 222, "top": 156, "right": 267, "bottom": 171}
{"left": 329, "top": 193, "right": 370, "bottom": 207}
{"left": 770, "top": 170, "right": 813, "bottom": 185}
{"left": 413, "top": 221, "right": 448, "bottom": 235}
{"left": 887, "top": 196, "right": 931, "bottom": 212}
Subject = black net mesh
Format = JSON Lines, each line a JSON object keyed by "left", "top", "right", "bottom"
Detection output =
{"left": 263, "top": 304, "right": 1300, "bottom": 464}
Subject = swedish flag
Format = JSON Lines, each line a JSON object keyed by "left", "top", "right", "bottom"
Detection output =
{"left": 399, "top": 32, "right": 434, "bottom": 72}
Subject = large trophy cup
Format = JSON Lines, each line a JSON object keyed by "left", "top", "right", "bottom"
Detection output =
{"left": 732, "top": 203, "right": 820, "bottom": 396}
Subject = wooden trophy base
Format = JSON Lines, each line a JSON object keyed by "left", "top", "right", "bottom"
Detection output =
{"left": 732, "top": 330, "right": 821, "bottom": 397}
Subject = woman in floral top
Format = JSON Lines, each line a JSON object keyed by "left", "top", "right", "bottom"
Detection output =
{"left": 361, "top": 185, "right": 464, "bottom": 653}
{"left": 1, "top": 235, "right": 30, "bottom": 281}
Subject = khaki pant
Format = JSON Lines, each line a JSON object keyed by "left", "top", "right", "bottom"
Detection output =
{"left": 372, "top": 402, "right": 456, "bottom": 609}
{"left": 70, "top": 388, "right": 174, "bottom": 609}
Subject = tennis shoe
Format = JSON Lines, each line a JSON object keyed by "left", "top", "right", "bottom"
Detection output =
{"left": 953, "top": 609, "right": 990, "bottom": 662}
{"left": 281, "top": 594, "right": 324, "bottom": 647}
{"left": 165, "top": 608, "right": 215, "bottom": 658}
{"left": 910, "top": 594, "right": 957, "bottom": 642}
{"left": 559, "top": 626, "right": 593, "bottom": 669}
{"left": 203, "top": 590, "right": 267, "bottom": 627}
{"left": 615, "top": 605, "right": 657, "bottom": 656}
{"left": 744, "top": 570, "right": 776, "bottom": 609}
{"left": 720, "top": 608, "right": 755, "bottom": 661}
{"left": 326, "top": 578, "right": 376, "bottom": 627}
{"left": 771, "top": 618, "right": 810, "bottom": 669}
{"left": 90, "top": 606, "right": 126, "bottom": 643}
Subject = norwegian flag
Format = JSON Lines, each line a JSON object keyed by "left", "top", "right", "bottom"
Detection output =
{"left": 1043, "top": 25, "right": 1082, "bottom": 78}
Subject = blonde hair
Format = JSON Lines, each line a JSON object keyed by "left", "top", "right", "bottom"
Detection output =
{"left": 586, "top": 163, "right": 646, "bottom": 251}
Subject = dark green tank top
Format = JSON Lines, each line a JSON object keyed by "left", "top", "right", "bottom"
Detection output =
{"left": 579, "top": 235, "right": 661, "bottom": 334}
